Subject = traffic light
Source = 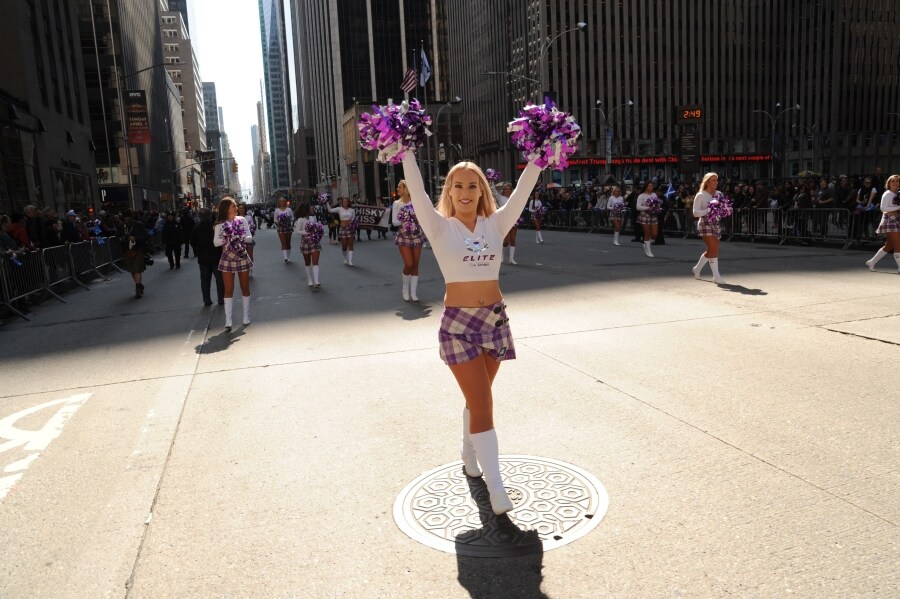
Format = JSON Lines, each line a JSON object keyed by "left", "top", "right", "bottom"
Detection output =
{"left": 231, "top": 160, "right": 239, "bottom": 173}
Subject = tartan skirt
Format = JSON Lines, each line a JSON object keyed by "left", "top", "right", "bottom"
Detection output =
{"left": 338, "top": 225, "right": 354, "bottom": 239}
{"left": 875, "top": 212, "right": 900, "bottom": 234}
{"left": 696, "top": 217, "right": 721, "bottom": 239}
{"left": 438, "top": 301, "right": 516, "bottom": 365}
{"left": 637, "top": 212, "right": 658, "bottom": 225}
{"left": 300, "top": 238, "right": 322, "bottom": 254}
{"left": 276, "top": 224, "right": 293, "bottom": 234}
{"left": 394, "top": 227, "right": 426, "bottom": 247}
{"left": 218, "top": 247, "right": 253, "bottom": 272}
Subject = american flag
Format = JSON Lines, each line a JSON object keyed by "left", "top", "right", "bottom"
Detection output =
{"left": 400, "top": 68, "right": 416, "bottom": 93}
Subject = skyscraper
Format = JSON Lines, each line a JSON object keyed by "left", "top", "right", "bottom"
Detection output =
{"left": 202, "top": 82, "right": 224, "bottom": 188}
{"left": 258, "top": 0, "right": 291, "bottom": 191}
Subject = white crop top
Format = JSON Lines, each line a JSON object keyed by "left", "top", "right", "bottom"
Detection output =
{"left": 213, "top": 216, "right": 253, "bottom": 247}
{"left": 606, "top": 195, "right": 624, "bottom": 210}
{"left": 329, "top": 206, "right": 355, "bottom": 221}
{"left": 274, "top": 208, "right": 293, "bottom": 222}
{"left": 402, "top": 154, "right": 541, "bottom": 283}
{"left": 693, "top": 190, "right": 712, "bottom": 217}
{"left": 880, "top": 190, "right": 899, "bottom": 213}
{"left": 293, "top": 215, "right": 318, "bottom": 235}
{"left": 636, "top": 193, "right": 655, "bottom": 212}
{"left": 392, "top": 199, "right": 415, "bottom": 226}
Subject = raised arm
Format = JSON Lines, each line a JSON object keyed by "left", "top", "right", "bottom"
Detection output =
{"left": 401, "top": 153, "right": 447, "bottom": 240}
{"left": 493, "top": 163, "right": 542, "bottom": 234}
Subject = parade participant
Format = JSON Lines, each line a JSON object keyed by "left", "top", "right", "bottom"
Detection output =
{"left": 237, "top": 203, "right": 256, "bottom": 265}
{"left": 492, "top": 183, "right": 519, "bottom": 264}
{"left": 691, "top": 173, "right": 727, "bottom": 284}
{"left": 392, "top": 180, "right": 426, "bottom": 300}
{"left": 329, "top": 197, "right": 356, "bottom": 265}
{"left": 161, "top": 211, "right": 182, "bottom": 269}
{"left": 606, "top": 186, "right": 626, "bottom": 245}
{"left": 866, "top": 174, "right": 900, "bottom": 273}
{"left": 213, "top": 197, "right": 254, "bottom": 330}
{"left": 120, "top": 212, "right": 147, "bottom": 299}
{"left": 294, "top": 202, "right": 324, "bottom": 288}
{"left": 274, "top": 196, "right": 294, "bottom": 262}
{"left": 189, "top": 208, "right": 225, "bottom": 306}
{"left": 527, "top": 191, "right": 545, "bottom": 243}
{"left": 635, "top": 181, "right": 659, "bottom": 257}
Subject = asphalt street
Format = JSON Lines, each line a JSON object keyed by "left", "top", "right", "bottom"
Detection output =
{"left": 1, "top": 226, "right": 897, "bottom": 598}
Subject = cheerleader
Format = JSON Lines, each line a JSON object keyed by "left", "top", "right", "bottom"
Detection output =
{"left": 492, "top": 183, "right": 519, "bottom": 264}
{"left": 294, "top": 202, "right": 323, "bottom": 287}
{"left": 213, "top": 196, "right": 254, "bottom": 330}
{"left": 392, "top": 180, "right": 426, "bottom": 300}
{"left": 606, "top": 186, "right": 625, "bottom": 245}
{"left": 691, "top": 173, "right": 726, "bottom": 284}
{"left": 866, "top": 173, "right": 900, "bottom": 273}
{"left": 329, "top": 197, "right": 356, "bottom": 265}
{"left": 274, "top": 196, "right": 294, "bottom": 262}
{"left": 400, "top": 148, "right": 542, "bottom": 516}
{"left": 527, "top": 192, "right": 545, "bottom": 243}
{"left": 635, "top": 181, "right": 658, "bottom": 257}
{"left": 237, "top": 203, "right": 256, "bottom": 270}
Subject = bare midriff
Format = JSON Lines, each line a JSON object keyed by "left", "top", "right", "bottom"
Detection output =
{"left": 444, "top": 280, "right": 503, "bottom": 308}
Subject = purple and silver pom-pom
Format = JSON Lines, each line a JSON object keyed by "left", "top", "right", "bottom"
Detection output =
{"left": 348, "top": 216, "right": 360, "bottom": 233}
{"left": 485, "top": 168, "right": 502, "bottom": 183}
{"left": 397, "top": 204, "right": 420, "bottom": 234}
{"left": 249, "top": 221, "right": 257, "bottom": 235}
{"left": 533, "top": 206, "right": 549, "bottom": 220}
{"left": 221, "top": 220, "right": 247, "bottom": 253}
{"left": 707, "top": 192, "right": 734, "bottom": 224}
{"left": 644, "top": 197, "right": 662, "bottom": 216}
{"left": 611, "top": 204, "right": 625, "bottom": 218}
{"left": 508, "top": 99, "right": 581, "bottom": 171}
{"left": 305, "top": 220, "right": 324, "bottom": 246}
{"left": 515, "top": 216, "right": 526, "bottom": 227}
{"left": 358, "top": 99, "right": 433, "bottom": 164}
{"left": 318, "top": 192, "right": 332, "bottom": 206}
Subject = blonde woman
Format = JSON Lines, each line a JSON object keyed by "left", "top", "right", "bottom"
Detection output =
{"left": 635, "top": 181, "right": 658, "bottom": 257}
{"left": 400, "top": 148, "right": 542, "bottom": 516}
{"left": 691, "top": 172, "right": 726, "bottom": 284}
{"left": 606, "top": 186, "right": 625, "bottom": 245}
{"left": 329, "top": 197, "right": 356, "bottom": 266}
{"left": 213, "top": 197, "right": 254, "bottom": 330}
{"left": 274, "top": 196, "right": 293, "bottom": 262}
{"left": 392, "top": 180, "right": 426, "bottom": 300}
{"left": 866, "top": 174, "right": 900, "bottom": 273}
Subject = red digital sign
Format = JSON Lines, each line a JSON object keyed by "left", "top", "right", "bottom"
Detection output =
{"left": 516, "top": 154, "right": 774, "bottom": 169}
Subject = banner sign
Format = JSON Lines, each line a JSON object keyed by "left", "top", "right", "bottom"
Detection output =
{"left": 125, "top": 90, "right": 151, "bottom": 145}
{"left": 353, "top": 205, "right": 389, "bottom": 230}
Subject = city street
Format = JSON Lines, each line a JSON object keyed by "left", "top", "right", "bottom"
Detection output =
{"left": 1, "top": 227, "right": 897, "bottom": 598}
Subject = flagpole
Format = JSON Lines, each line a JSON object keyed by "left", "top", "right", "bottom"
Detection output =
{"left": 421, "top": 40, "right": 433, "bottom": 198}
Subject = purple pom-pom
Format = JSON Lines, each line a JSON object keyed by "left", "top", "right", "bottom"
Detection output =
{"left": 305, "top": 220, "right": 324, "bottom": 246}
{"left": 485, "top": 168, "right": 502, "bottom": 183}
{"left": 397, "top": 204, "right": 420, "bottom": 234}
{"left": 358, "top": 99, "right": 432, "bottom": 164}
{"left": 276, "top": 212, "right": 293, "bottom": 231}
{"left": 611, "top": 204, "right": 625, "bottom": 218}
{"left": 707, "top": 192, "right": 733, "bottom": 224}
{"left": 644, "top": 197, "right": 662, "bottom": 216}
{"left": 508, "top": 99, "right": 581, "bottom": 171}
{"left": 221, "top": 220, "right": 248, "bottom": 254}
{"left": 318, "top": 192, "right": 332, "bottom": 206}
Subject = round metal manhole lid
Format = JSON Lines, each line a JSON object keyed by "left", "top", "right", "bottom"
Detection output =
{"left": 393, "top": 455, "right": 609, "bottom": 557}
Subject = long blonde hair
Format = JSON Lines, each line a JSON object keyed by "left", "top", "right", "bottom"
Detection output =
{"left": 700, "top": 172, "right": 718, "bottom": 193}
{"left": 436, "top": 162, "right": 497, "bottom": 218}
{"left": 397, "top": 180, "right": 411, "bottom": 202}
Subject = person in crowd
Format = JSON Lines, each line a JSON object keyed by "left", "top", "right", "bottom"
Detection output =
{"left": 326, "top": 207, "right": 340, "bottom": 245}
{"left": 161, "top": 211, "right": 183, "bottom": 269}
{"left": 41, "top": 208, "right": 62, "bottom": 247}
{"left": 60, "top": 210, "right": 81, "bottom": 244}
{"left": 329, "top": 197, "right": 356, "bottom": 266}
{"left": 527, "top": 190, "right": 545, "bottom": 244}
{"left": 180, "top": 206, "right": 195, "bottom": 259}
{"left": 626, "top": 184, "right": 642, "bottom": 242}
{"left": 190, "top": 208, "right": 225, "bottom": 306}
{"left": 120, "top": 212, "right": 147, "bottom": 299}
{"left": 23, "top": 205, "right": 42, "bottom": 248}
{"left": 400, "top": 144, "right": 543, "bottom": 516}
{"left": 865, "top": 173, "right": 900, "bottom": 273}
{"left": 237, "top": 203, "right": 256, "bottom": 269}
{"left": 213, "top": 196, "right": 254, "bottom": 330}
{"left": 4, "top": 213, "right": 30, "bottom": 248}
{"left": 492, "top": 183, "right": 520, "bottom": 264}
{"left": 274, "top": 196, "right": 294, "bottom": 262}
{"left": 635, "top": 181, "right": 658, "bottom": 257}
{"left": 691, "top": 172, "right": 726, "bottom": 284}
{"left": 293, "top": 202, "right": 323, "bottom": 288}
{"left": 606, "top": 186, "right": 626, "bottom": 245}
{"left": 392, "top": 180, "right": 427, "bottom": 300}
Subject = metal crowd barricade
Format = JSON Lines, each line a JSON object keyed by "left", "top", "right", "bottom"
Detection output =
{"left": 845, "top": 208, "right": 883, "bottom": 249}
{"left": 70, "top": 240, "right": 109, "bottom": 282}
{"left": 42, "top": 244, "right": 88, "bottom": 296}
{"left": 107, "top": 235, "right": 126, "bottom": 270}
{"left": 731, "top": 208, "right": 783, "bottom": 241}
{"left": 545, "top": 210, "right": 569, "bottom": 230}
{"left": 0, "top": 251, "right": 57, "bottom": 321}
{"left": 90, "top": 237, "right": 117, "bottom": 274}
{"left": 569, "top": 210, "right": 594, "bottom": 231}
{"left": 781, "top": 208, "right": 852, "bottom": 246}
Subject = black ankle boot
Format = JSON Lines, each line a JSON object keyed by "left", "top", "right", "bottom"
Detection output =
{"left": 135, "top": 283, "right": 144, "bottom": 298}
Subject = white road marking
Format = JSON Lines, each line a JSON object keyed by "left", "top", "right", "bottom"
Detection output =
{"left": 0, "top": 392, "right": 91, "bottom": 501}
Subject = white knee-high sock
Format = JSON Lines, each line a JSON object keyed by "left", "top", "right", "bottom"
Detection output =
{"left": 347, "top": 250, "right": 353, "bottom": 265}
{"left": 508, "top": 246, "right": 516, "bottom": 263}
{"left": 866, "top": 248, "right": 888, "bottom": 270}
{"left": 305, "top": 265, "right": 313, "bottom": 285}
{"left": 613, "top": 232, "right": 619, "bottom": 244}
{"left": 644, "top": 241, "right": 654, "bottom": 257}
{"left": 460, "top": 408, "right": 482, "bottom": 477}
{"left": 401, "top": 274, "right": 410, "bottom": 301}
{"left": 693, "top": 253, "right": 709, "bottom": 278}
{"left": 312, "top": 265, "right": 320, "bottom": 284}
{"left": 894, "top": 253, "right": 900, "bottom": 272}
{"left": 709, "top": 258, "right": 725, "bottom": 283}
{"left": 242, "top": 295, "right": 251, "bottom": 324}
{"left": 409, "top": 275, "right": 419, "bottom": 301}
{"left": 469, "top": 429, "right": 514, "bottom": 515}
{"left": 224, "top": 297, "right": 233, "bottom": 327}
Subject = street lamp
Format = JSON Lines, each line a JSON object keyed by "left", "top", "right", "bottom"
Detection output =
{"left": 596, "top": 99, "right": 633, "bottom": 173}
{"left": 536, "top": 22, "right": 587, "bottom": 101}
{"left": 753, "top": 102, "right": 801, "bottom": 180}
{"left": 430, "top": 96, "right": 462, "bottom": 197}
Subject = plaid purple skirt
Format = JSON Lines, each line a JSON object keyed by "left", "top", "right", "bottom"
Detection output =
{"left": 439, "top": 302, "right": 516, "bottom": 365}
{"left": 338, "top": 225, "right": 353, "bottom": 239}
{"left": 276, "top": 224, "right": 293, "bottom": 234}
{"left": 875, "top": 212, "right": 900, "bottom": 234}
{"left": 300, "top": 238, "right": 322, "bottom": 254}
{"left": 395, "top": 227, "right": 426, "bottom": 247}
{"left": 696, "top": 217, "right": 721, "bottom": 239}
{"left": 637, "top": 212, "right": 658, "bottom": 225}
{"left": 218, "top": 247, "right": 253, "bottom": 272}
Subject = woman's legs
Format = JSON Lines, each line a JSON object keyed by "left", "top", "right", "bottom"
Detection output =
{"left": 533, "top": 219, "right": 543, "bottom": 243}
{"left": 693, "top": 237, "right": 712, "bottom": 278}
{"left": 642, "top": 224, "right": 654, "bottom": 256}
{"left": 311, "top": 251, "right": 321, "bottom": 286}
{"left": 222, "top": 271, "right": 235, "bottom": 328}
{"left": 303, "top": 252, "right": 313, "bottom": 285}
{"left": 409, "top": 246, "right": 422, "bottom": 300}
{"left": 700, "top": 237, "right": 724, "bottom": 283}
{"left": 398, "top": 245, "right": 413, "bottom": 300}
{"left": 279, "top": 232, "right": 291, "bottom": 261}
{"left": 346, "top": 237, "right": 354, "bottom": 265}
{"left": 612, "top": 218, "right": 621, "bottom": 245}
{"left": 504, "top": 229, "right": 518, "bottom": 263}
{"left": 237, "top": 270, "right": 251, "bottom": 324}
{"left": 869, "top": 231, "right": 900, "bottom": 271}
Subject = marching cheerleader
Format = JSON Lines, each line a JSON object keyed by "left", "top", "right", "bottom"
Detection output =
{"left": 866, "top": 173, "right": 900, "bottom": 273}
{"left": 237, "top": 203, "right": 256, "bottom": 271}
{"left": 329, "top": 197, "right": 356, "bottom": 265}
{"left": 294, "top": 202, "right": 323, "bottom": 287}
{"left": 606, "top": 186, "right": 625, "bottom": 245}
{"left": 213, "top": 196, "right": 254, "bottom": 330}
{"left": 527, "top": 191, "right": 545, "bottom": 243}
{"left": 274, "top": 196, "right": 294, "bottom": 262}
{"left": 635, "top": 181, "right": 659, "bottom": 257}
{"left": 492, "top": 183, "right": 519, "bottom": 264}
{"left": 691, "top": 173, "right": 726, "bottom": 284}
{"left": 392, "top": 180, "right": 426, "bottom": 300}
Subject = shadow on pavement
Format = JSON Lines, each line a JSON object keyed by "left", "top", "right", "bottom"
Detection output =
{"left": 197, "top": 328, "right": 245, "bottom": 354}
{"left": 719, "top": 283, "right": 768, "bottom": 296}
{"left": 395, "top": 304, "right": 434, "bottom": 321}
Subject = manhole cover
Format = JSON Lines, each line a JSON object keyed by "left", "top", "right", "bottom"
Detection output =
{"left": 393, "top": 455, "right": 609, "bottom": 557}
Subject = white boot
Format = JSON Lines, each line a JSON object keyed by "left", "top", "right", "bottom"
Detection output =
{"left": 347, "top": 250, "right": 354, "bottom": 266}
{"left": 305, "top": 265, "right": 314, "bottom": 286}
{"left": 644, "top": 241, "right": 654, "bottom": 257}
{"left": 409, "top": 275, "right": 419, "bottom": 301}
{"left": 895, "top": 253, "right": 900, "bottom": 273}
{"left": 866, "top": 248, "right": 888, "bottom": 271}
{"left": 402, "top": 274, "right": 411, "bottom": 301}
{"left": 613, "top": 232, "right": 620, "bottom": 246}
{"left": 469, "top": 429, "right": 513, "bottom": 515}
{"left": 312, "top": 265, "right": 320, "bottom": 287}
{"left": 282, "top": 249, "right": 290, "bottom": 263}
{"left": 692, "top": 253, "right": 709, "bottom": 279}
{"left": 508, "top": 246, "right": 517, "bottom": 265}
{"left": 242, "top": 295, "right": 251, "bottom": 325}
{"left": 342, "top": 250, "right": 347, "bottom": 265}
{"left": 224, "top": 297, "right": 234, "bottom": 330}
{"left": 709, "top": 258, "right": 725, "bottom": 285}
{"left": 460, "top": 408, "right": 482, "bottom": 478}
